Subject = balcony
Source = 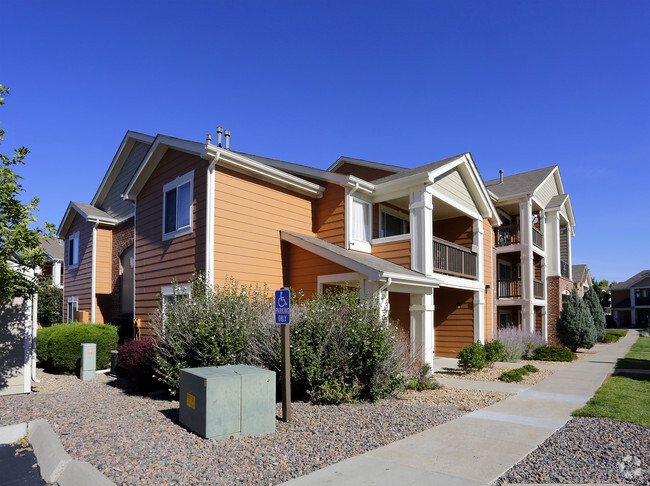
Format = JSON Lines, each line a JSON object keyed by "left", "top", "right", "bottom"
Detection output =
{"left": 532, "top": 227, "right": 543, "bottom": 250}
{"left": 498, "top": 279, "right": 521, "bottom": 298}
{"left": 534, "top": 279, "right": 544, "bottom": 299}
{"left": 561, "top": 260, "right": 569, "bottom": 278}
{"left": 495, "top": 224, "right": 519, "bottom": 247}
{"left": 433, "top": 236, "right": 478, "bottom": 279}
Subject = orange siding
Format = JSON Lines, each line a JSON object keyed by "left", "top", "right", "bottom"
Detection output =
{"left": 434, "top": 215, "right": 474, "bottom": 247}
{"left": 95, "top": 228, "right": 112, "bottom": 293}
{"left": 62, "top": 213, "right": 93, "bottom": 322}
{"left": 535, "top": 306, "right": 543, "bottom": 334}
{"left": 389, "top": 292, "right": 411, "bottom": 338}
{"left": 284, "top": 244, "right": 352, "bottom": 298}
{"left": 483, "top": 218, "right": 494, "bottom": 341}
{"left": 315, "top": 182, "right": 345, "bottom": 246}
{"left": 333, "top": 162, "right": 397, "bottom": 181}
{"left": 371, "top": 238, "right": 411, "bottom": 268}
{"left": 434, "top": 287, "right": 474, "bottom": 357}
{"left": 135, "top": 149, "right": 207, "bottom": 332}
{"left": 213, "top": 166, "right": 313, "bottom": 290}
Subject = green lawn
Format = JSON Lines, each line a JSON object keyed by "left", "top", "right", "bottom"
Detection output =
{"left": 605, "top": 329, "right": 629, "bottom": 338}
{"left": 573, "top": 336, "right": 650, "bottom": 427}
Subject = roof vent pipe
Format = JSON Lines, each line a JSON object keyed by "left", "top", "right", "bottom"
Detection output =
{"left": 224, "top": 129, "right": 231, "bottom": 150}
{"left": 499, "top": 169, "right": 504, "bottom": 184}
{"left": 206, "top": 133, "right": 212, "bottom": 144}
{"left": 217, "top": 127, "right": 223, "bottom": 148}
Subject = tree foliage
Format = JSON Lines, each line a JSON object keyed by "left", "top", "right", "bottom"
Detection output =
{"left": 37, "top": 283, "right": 63, "bottom": 326}
{"left": 592, "top": 278, "right": 614, "bottom": 309}
{"left": 584, "top": 285, "right": 606, "bottom": 340}
{"left": 556, "top": 289, "right": 597, "bottom": 352}
{"left": 0, "top": 85, "right": 53, "bottom": 303}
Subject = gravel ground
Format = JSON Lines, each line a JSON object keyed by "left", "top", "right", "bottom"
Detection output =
{"left": 437, "top": 366, "right": 555, "bottom": 385}
{"left": 0, "top": 370, "right": 506, "bottom": 485}
{"left": 497, "top": 417, "right": 650, "bottom": 485}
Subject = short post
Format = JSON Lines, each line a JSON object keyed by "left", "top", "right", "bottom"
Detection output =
{"left": 275, "top": 288, "right": 291, "bottom": 422}
{"left": 80, "top": 343, "right": 96, "bottom": 381}
{"left": 110, "top": 350, "right": 118, "bottom": 377}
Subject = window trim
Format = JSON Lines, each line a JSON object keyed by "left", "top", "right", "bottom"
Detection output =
{"left": 67, "top": 296, "right": 78, "bottom": 323}
{"left": 67, "top": 231, "right": 79, "bottom": 269}
{"left": 160, "top": 284, "right": 192, "bottom": 331}
{"left": 162, "top": 171, "right": 194, "bottom": 241}
{"left": 379, "top": 204, "right": 410, "bottom": 239}
{"left": 349, "top": 197, "right": 372, "bottom": 253}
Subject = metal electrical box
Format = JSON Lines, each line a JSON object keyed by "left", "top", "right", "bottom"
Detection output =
{"left": 179, "top": 365, "right": 276, "bottom": 440}
{"left": 80, "top": 343, "right": 96, "bottom": 381}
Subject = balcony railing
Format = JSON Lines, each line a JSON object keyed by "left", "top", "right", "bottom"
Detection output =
{"left": 433, "top": 236, "right": 478, "bottom": 279}
{"left": 495, "top": 224, "right": 519, "bottom": 247}
{"left": 498, "top": 279, "right": 521, "bottom": 298}
{"left": 534, "top": 279, "right": 544, "bottom": 299}
{"left": 532, "top": 227, "right": 543, "bottom": 250}
{"left": 561, "top": 260, "right": 569, "bottom": 278}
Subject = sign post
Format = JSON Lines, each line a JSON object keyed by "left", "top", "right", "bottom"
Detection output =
{"left": 275, "top": 289, "right": 291, "bottom": 422}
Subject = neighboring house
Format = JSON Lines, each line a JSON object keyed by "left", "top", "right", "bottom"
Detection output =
{"left": 40, "top": 236, "right": 65, "bottom": 288}
{"left": 572, "top": 264, "right": 593, "bottom": 297}
{"left": 57, "top": 130, "right": 578, "bottom": 363}
{"left": 610, "top": 270, "right": 650, "bottom": 327}
{"left": 484, "top": 167, "right": 576, "bottom": 345}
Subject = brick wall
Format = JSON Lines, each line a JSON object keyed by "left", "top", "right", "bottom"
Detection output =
{"left": 111, "top": 217, "right": 134, "bottom": 330}
{"left": 546, "top": 275, "right": 575, "bottom": 345}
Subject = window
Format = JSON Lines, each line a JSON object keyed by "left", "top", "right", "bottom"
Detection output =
{"left": 160, "top": 284, "right": 191, "bottom": 328}
{"left": 352, "top": 199, "right": 370, "bottom": 242}
{"left": 67, "top": 232, "right": 79, "bottom": 268}
{"left": 67, "top": 297, "right": 78, "bottom": 323}
{"left": 163, "top": 171, "right": 194, "bottom": 240}
{"left": 380, "top": 209, "right": 409, "bottom": 238}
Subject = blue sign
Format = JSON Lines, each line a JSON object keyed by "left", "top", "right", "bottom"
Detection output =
{"left": 275, "top": 289, "right": 291, "bottom": 324}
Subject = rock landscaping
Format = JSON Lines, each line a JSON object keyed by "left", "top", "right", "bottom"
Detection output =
{"left": 0, "top": 369, "right": 505, "bottom": 485}
{"left": 437, "top": 366, "right": 555, "bottom": 385}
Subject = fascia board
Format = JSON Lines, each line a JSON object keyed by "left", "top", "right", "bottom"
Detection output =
{"left": 206, "top": 147, "right": 325, "bottom": 198}
{"left": 381, "top": 272, "right": 441, "bottom": 288}
{"left": 344, "top": 176, "right": 375, "bottom": 194}
{"left": 327, "top": 155, "right": 406, "bottom": 173}
{"left": 281, "top": 232, "right": 382, "bottom": 280}
{"left": 463, "top": 155, "right": 500, "bottom": 223}
{"left": 246, "top": 154, "right": 344, "bottom": 184}
{"left": 91, "top": 131, "right": 155, "bottom": 206}
{"left": 56, "top": 203, "right": 75, "bottom": 238}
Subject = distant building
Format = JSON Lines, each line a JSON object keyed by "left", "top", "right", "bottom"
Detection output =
{"left": 40, "top": 236, "right": 64, "bottom": 288}
{"left": 572, "top": 264, "right": 592, "bottom": 297}
{"left": 610, "top": 270, "right": 650, "bottom": 327}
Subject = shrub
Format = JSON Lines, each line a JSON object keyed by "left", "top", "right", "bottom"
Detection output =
{"left": 557, "top": 289, "right": 597, "bottom": 352}
{"left": 457, "top": 341, "right": 487, "bottom": 372}
{"left": 499, "top": 365, "right": 539, "bottom": 382}
{"left": 484, "top": 340, "right": 505, "bottom": 364}
{"left": 605, "top": 329, "right": 628, "bottom": 338}
{"left": 116, "top": 338, "right": 156, "bottom": 385}
{"left": 36, "top": 322, "right": 118, "bottom": 373}
{"left": 584, "top": 286, "right": 606, "bottom": 340}
{"left": 522, "top": 364, "right": 538, "bottom": 373}
{"left": 602, "top": 333, "right": 619, "bottom": 343}
{"left": 532, "top": 345, "right": 577, "bottom": 362}
{"left": 37, "top": 284, "right": 62, "bottom": 326}
{"left": 36, "top": 325, "right": 57, "bottom": 365}
{"left": 405, "top": 363, "right": 442, "bottom": 391}
{"left": 152, "top": 275, "right": 407, "bottom": 404}
{"left": 497, "top": 328, "right": 546, "bottom": 362}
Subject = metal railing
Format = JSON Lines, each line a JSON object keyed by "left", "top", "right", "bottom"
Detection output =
{"left": 561, "top": 260, "right": 570, "bottom": 278}
{"left": 534, "top": 279, "right": 544, "bottom": 299}
{"left": 497, "top": 279, "right": 521, "bottom": 298}
{"left": 495, "top": 224, "right": 519, "bottom": 247}
{"left": 532, "top": 227, "right": 544, "bottom": 250}
{"left": 433, "top": 236, "right": 478, "bottom": 279}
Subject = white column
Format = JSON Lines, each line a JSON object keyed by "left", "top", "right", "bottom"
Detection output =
{"left": 545, "top": 211, "right": 560, "bottom": 277}
{"left": 473, "top": 219, "right": 486, "bottom": 342}
{"left": 474, "top": 290, "right": 485, "bottom": 343}
{"left": 541, "top": 305, "right": 548, "bottom": 341}
{"left": 410, "top": 289, "right": 435, "bottom": 367}
{"left": 519, "top": 199, "right": 534, "bottom": 332}
{"left": 52, "top": 261, "right": 62, "bottom": 288}
{"left": 566, "top": 225, "right": 573, "bottom": 280}
{"left": 631, "top": 289, "right": 637, "bottom": 325}
{"left": 410, "top": 187, "right": 433, "bottom": 276}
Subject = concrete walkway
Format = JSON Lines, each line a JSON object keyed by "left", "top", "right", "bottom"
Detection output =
{"left": 282, "top": 331, "right": 638, "bottom": 486}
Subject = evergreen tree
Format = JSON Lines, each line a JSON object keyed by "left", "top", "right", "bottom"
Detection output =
{"left": 556, "top": 289, "right": 597, "bottom": 352}
{"left": 583, "top": 286, "right": 606, "bottom": 340}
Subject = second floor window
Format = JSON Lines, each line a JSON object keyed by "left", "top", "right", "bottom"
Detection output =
{"left": 380, "top": 210, "right": 409, "bottom": 238}
{"left": 67, "top": 232, "right": 79, "bottom": 268}
{"left": 352, "top": 199, "right": 370, "bottom": 242}
{"left": 163, "top": 171, "right": 194, "bottom": 240}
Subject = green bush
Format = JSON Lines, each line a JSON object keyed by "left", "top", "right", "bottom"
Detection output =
{"left": 499, "top": 365, "right": 539, "bottom": 382}
{"left": 36, "top": 322, "right": 118, "bottom": 373}
{"left": 584, "top": 286, "right": 606, "bottom": 340}
{"left": 602, "top": 333, "right": 620, "bottom": 343}
{"left": 484, "top": 340, "right": 505, "bottom": 364}
{"left": 457, "top": 341, "right": 487, "bottom": 372}
{"left": 37, "top": 284, "right": 63, "bottom": 326}
{"left": 532, "top": 345, "right": 577, "bottom": 362}
{"left": 605, "top": 329, "right": 628, "bottom": 338}
{"left": 522, "top": 364, "right": 538, "bottom": 373}
{"left": 405, "top": 363, "right": 442, "bottom": 391}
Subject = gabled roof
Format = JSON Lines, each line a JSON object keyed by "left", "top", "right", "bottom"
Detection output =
{"left": 372, "top": 153, "right": 466, "bottom": 185}
{"left": 546, "top": 193, "right": 569, "bottom": 211}
{"left": 281, "top": 231, "right": 441, "bottom": 287}
{"left": 485, "top": 166, "right": 557, "bottom": 199}
{"left": 40, "top": 236, "right": 64, "bottom": 261}
{"left": 327, "top": 156, "right": 407, "bottom": 174}
{"left": 233, "top": 151, "right": 342, "bottom": 184}
{"left": 572, "top": 264, "right": 589, "bottom": 284}
{"left": 610, "top": 270, "right": 650, "bottom": 290}
{"left": 57, "top": 201, "right": 118, "bottom": 238}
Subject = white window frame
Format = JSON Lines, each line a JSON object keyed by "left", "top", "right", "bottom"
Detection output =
{"left": 67, "top": 231, "right": 79, "bottom": 269}
{"left": 349, "top": 197, "right": 372, "bottom": 253}
{"left": 67, "top": 296, "right": 78, "bottom": 323}
{"left": 379, "top": 204, "right": 410, "bottom": 239}
{"left": 160, "top": 284, "right": 192, "bottom": 331}
{"left": 162, "top": 171, "right": 194, "bottom": 241}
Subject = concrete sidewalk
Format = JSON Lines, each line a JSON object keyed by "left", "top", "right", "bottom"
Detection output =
{"left": 281, "top": 331, "right": 638, "bottom": 486}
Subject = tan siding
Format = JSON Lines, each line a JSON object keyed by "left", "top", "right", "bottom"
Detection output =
{"left": 483, "top": 218, "right": 494, "bottom": 342}
{"left": 434, "top": 170, "right": 475, "bottom": 212}
{"left": 434, "top": 288, "right": 474, "bottom": 358}
{"left": 213, "top": 166, "right": 314, "bottom": 291}
{"left": 135, "top": 149, "right": 207, "bottom": 328}
{"left": 315, "top": 182, "right": 345, "bottom": 246}
{"left": 372, "top": 239, "right": 411, "bottom": 268}
{"left": 389, "top": 292, "right": 411, "bottom": 338}
{"left": 95, "top": 228, "right": 112, "bottom": 293}
{"left": 284, "top": 244, "right": 352, "bottom": 298}
{"left": 534, "top": 173, "right": 559, "bottom": 209}
{"left": 62, "top": 213, "right": 93, "bottom": 322}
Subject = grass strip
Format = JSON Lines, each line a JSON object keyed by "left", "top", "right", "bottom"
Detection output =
{"left": 605, "top": 329, "right": 629, "bottom": 338}
{"left": 573, "top": 336, "right": 650, "bottom": 427}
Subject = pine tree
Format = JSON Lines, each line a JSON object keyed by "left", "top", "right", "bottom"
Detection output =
{"left": 583, "top": 286, "right": 606, "bottom": 340}
{"left": 556, "top": 289, "right": 597, "bottom": 352}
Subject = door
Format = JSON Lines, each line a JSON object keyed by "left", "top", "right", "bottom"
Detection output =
{"left": 119, "top": 246, "right": 134, "bottom": 316}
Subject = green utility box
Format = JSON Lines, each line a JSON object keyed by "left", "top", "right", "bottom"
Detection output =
{"left": 179, "top": 365, "right": 276, "bottom": 440}
{"left": 80, "top": 343, "right": 96, "bottom": 381}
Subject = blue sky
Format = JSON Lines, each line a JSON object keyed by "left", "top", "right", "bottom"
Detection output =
{"left": 2, "top": 0, "right": 648, "bottom": 283}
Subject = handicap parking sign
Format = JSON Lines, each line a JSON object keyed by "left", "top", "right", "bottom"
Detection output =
{"left": 275, "top": 289, "right": 290, "bottom": 324}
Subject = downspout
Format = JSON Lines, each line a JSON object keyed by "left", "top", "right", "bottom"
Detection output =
{"left": 205, "top": 156, "right": 217, "bottom": 285}
{"left": 31, "top": 274, "right": 40, "bottom": 384}
{"left": 91, "top": 221, "right": 98, "bottom": 323}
